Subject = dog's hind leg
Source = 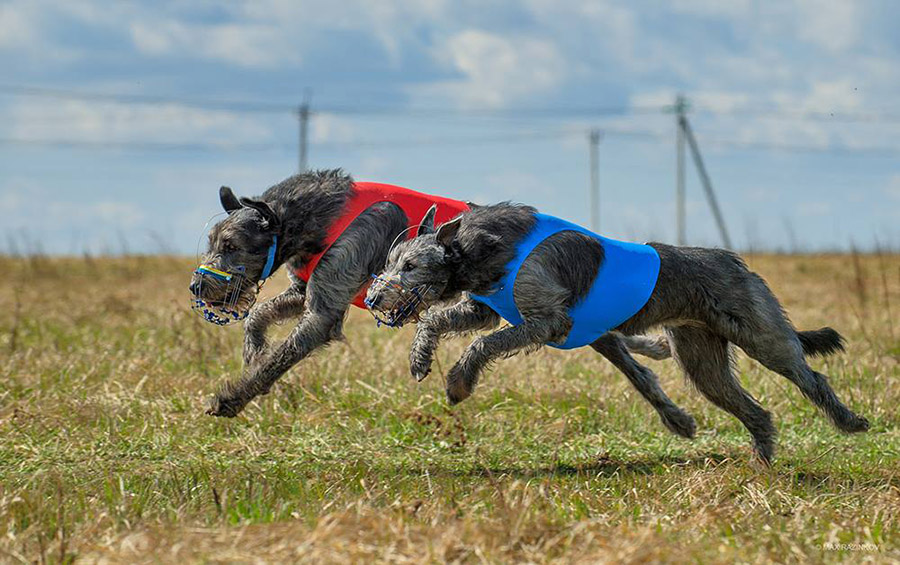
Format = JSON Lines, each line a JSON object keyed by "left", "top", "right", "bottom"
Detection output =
{"left": 727, "top": 325, "right": 869, "bottom": 434}
{"left": 699, "top": 270, "right": 870, "bottom": 434}
{"left": 617, "top": 333, "right": 671, "bottom": 360}
{"left": 666, "top": 325, "right": 777, "bottom": 464}
{"left": 243, "top": 281, "right": 307, "bottom": 366}
{"left": 591, "top": 334, "right": 695, "bottom": 438}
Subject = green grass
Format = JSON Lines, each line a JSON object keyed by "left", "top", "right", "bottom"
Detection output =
{"left": 0, "top": 254, "right": 897, "bottom": 563}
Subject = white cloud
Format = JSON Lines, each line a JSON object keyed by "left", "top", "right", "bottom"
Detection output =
{"left": 311, "top": 113, "right": 356, "bottom": 144}
{"left": 669, "top": 0, "right": 752, "bottom": 18}
{"left": 356, "top": 155, "right": 390, "bottom": 179}
{"left": 0, "top": 180, "right": 138, "bottom": 227}
{"left": 793, "top": 0, "right": 859, "bottom": 53}
{"left": 772, "top": 79, "right": 864, "bottom": 113}
{"left": 130, "top": 20, "right": 300, "bottom": 68}
{"left": 414, "top": 29, "right": 566, "bottom": 109}
{"left": 0, "top": 2, "right": 36, "bottom": 49}
{"left": 6, "top": 98, "right": 274, "bottom": 144}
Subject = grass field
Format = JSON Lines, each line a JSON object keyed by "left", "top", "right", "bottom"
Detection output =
{"left": 0, "top": 253, "right": 897, "bottom": 563}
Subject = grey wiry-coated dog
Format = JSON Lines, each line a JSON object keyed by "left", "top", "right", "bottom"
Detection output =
{"left": 190, "top": 170, "right": 681, "bottom": 421}
{"left": 366, "top": 202, "right": 870, "bottom": 463}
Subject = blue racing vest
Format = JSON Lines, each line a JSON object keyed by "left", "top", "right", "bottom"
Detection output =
{"left": 469, "top": 213, "right": 660, "bottom": 349}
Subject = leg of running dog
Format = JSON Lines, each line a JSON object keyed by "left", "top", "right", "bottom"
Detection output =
{"left": 707, "top": 292, "right": 870, "bottom": 433}
{"left": 243, "top": 280, "right": 307, "bottom": 365}
{"left": 591, "top": 333, "right": 696, "bottom": 438}
{"left": 410, "top": 297, "right": 500, "bottom": 381}
{"left": 666, "top": 325, "right": 777, "bottom": 464}
{"left": 208, "top": 202, "right": 407, "bottom": 418}
{"left": 617, "top": 333, "right": 671, "bottom": 360}
{"left": 209, "top": 306, "right": 346, "bottom": 417}
{"left": 446, "top": 312, "right": 572, "bottom": 405}
{"left": 668, "top": 246, "right": 870, "bottom": 434}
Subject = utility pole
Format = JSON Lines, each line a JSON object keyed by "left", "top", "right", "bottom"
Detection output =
{"left": 297, "top": 89, "right": 311, "bottom": 173}
{"left": 589, "top": 128, "right": 602, "bottom": 231}
{"left": 674, "top": 94, "right": 687, "bottom": 246}
{"left": 680, "top": 116, "right": 732, "bottom": 249}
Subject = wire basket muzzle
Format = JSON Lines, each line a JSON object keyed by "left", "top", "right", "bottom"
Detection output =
{"left": 364, "top": 275, "right": 430, "bottom": 328}
{"left": 190, "top": 265, "right": 254, "bottom": 326}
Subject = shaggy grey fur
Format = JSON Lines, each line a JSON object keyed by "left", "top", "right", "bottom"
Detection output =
{"left": 192, "top": 170, "right": 407, "bottom": 417}
{"left": 191, "top": 170, "right": 679, "bottom": 421}
{"left": 367, "top": 202, "right": 870, "bottom": 463}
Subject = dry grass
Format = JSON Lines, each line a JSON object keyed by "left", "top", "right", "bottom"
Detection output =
{"left": 0, "top": 253, "right": 897, "bottom": 563}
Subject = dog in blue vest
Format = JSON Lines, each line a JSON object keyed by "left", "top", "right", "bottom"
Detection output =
{"left": 365, "top": 202, "right": 869, "bottom": 463}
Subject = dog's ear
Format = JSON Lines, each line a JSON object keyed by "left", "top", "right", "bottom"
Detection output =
{"left": 240, "top": 197, "right": 280, "bottom": 231}
{"left": 417, "top": 205, "right": 438, "bottom": 236}
{"left": 220, "top": 186, "right": 242, "bottom": 213}
{"left": 435, "top": 215, "right": 463, "bottom": 248}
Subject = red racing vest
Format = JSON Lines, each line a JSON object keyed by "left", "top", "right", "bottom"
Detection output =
{"left": 294, "top": 182, "right": 470, "bottom": 308}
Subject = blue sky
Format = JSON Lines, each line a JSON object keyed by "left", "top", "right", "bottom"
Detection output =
{"left": 1, "top": 0, "right": 899, "bottom": 254}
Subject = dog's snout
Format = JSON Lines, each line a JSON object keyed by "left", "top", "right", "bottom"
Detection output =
{"left": 366, "top": 291, "right": 383, "bottom": 309}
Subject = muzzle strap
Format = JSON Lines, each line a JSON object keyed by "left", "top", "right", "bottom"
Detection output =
{"left": 196, "top": 265, "right": 233, "bottom": 281}
{"left": 260, "top": 234, "right": 278, "bottom": 280}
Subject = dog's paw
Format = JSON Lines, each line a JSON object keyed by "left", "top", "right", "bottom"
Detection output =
{"left": 660, "top": 408, "right": 697, "bottom": 439}
{"left": 409, "top": 355, "right": 432, "bottom": 382}
{"left": 839, "top": 413, "right": 870, "bottom": 433}
{"left": 205, "top": 394, "right": 246, "bottom": 418}
{"left": 752, "top": 437, "right": 775, "bottom": 467}
{"left": 446, "top": 375, "right": 473, "bottom": 405}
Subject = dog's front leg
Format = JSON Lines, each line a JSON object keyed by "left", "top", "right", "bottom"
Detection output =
{"left": 446, "top": 314, "right": 570, "bottom": 404}
{"left": 410, "top": 298, "right": 499, "bottom": 381}
{"left": 243, "top": 281, "right": 307, "bottom": 366}
{"left": 591, "top": 333, "right": 695, "bottom": 438}
{"left": 208, "top": 308, "right": 341, "bottom": 417}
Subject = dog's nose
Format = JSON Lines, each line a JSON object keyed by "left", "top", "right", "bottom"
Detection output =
{"left": 189, "top": 281, "right": 200, "bottom": 296}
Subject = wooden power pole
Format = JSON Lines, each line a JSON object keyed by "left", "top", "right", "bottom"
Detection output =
{"left": 589, "top": 128, "right": 602, "bottom": 231}
{"left": 671, "top": 94, "right": 732, "bottom": 249}
{"left": 675, "top": 95, "right": 687, "bottom": 246}
{"left": 297, "top": 90, "right": 311, "bottom": 173}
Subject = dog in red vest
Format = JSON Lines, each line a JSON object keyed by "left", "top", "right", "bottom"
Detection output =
{"left": 190, "top": 169, "right": 685, "bottom": 425}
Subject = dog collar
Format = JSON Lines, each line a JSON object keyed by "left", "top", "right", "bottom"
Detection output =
{"left": 260, "top": 234, "right": 278, "bottom": 280}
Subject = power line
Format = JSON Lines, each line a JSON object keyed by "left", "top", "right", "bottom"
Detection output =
{"left": 6, "top": 83, "right": 900, "bottom": 125}
{"left": 0, "top": 138, "right": 288, "bottom": 151}
{"left": 0, "top": 128, "right": 592, "bottom": 152}
{"left": 0, "top": 83, "right": 297, "bottom": 114}
{"left": 701, "top": 138, "right": 900, "bottom": 157}
{"left": 3, "top": 130, "right": 898, "bottom": 157}
{"left": 693, "top": 106, "right": 900, "bottom": 124}
{"left": 0, "top": 83, "right": 655, "bottom": 118}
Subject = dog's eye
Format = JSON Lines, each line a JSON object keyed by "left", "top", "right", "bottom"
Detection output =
{"left": 402, "top": 261, "right": 416, "bottom": 272}
{"left": 223, "top": 242, "right": 237, "bottom": 253}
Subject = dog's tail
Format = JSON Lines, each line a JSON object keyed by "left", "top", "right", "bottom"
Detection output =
{"left": 797, "top": 327, "right": 846, "bottom": 358}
